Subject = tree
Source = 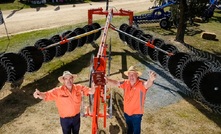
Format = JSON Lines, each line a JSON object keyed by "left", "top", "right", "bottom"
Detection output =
{"left": 175, "top": 0, "right": 210, "bottom": 43}
{"left": 175, "top": 0, "right": 188, "bottom": 43}
{"left": 155, "top": 0, "right": 210, "bottom": 43}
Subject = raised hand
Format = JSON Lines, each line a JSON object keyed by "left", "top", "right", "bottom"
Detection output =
{"left": 148, "top": 71, "right": 157, "bottom": 82}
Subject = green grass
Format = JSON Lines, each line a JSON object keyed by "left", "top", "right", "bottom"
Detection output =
{"left": 0, "top": 0, "right": 46, "bottom": 11}
{"left": 0, "top": 1, "right": 29, "bottom": 11}
{"left": 0, "top": 22, "right": 89, "bottom": 53}
{"left": 0, "top": 0, "right": 90, "bottom": 11}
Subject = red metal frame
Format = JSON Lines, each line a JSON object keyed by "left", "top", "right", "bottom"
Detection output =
{"left": 88, "top": 8, "right": 134, "bottom": 26}
{"left": 84, "top": 9, "right": 113, "bottom": 134}
{"left": 86, "top": 7, "right": 172, "bottom": 134}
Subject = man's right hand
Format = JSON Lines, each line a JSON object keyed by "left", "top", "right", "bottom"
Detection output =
{"left": 33, "top": 89, "right": 43, "bottom": 99}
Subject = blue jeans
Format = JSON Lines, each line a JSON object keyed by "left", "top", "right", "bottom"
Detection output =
{"left": 124, "top": 113, "right": 143, "bottom": 134}
{"left": 60, "top": 113, "right": 80, "bottom": 134}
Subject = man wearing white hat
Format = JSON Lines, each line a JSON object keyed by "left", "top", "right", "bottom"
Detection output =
{"left": 106, "top": 66, "right": 157, "bottom": 134}
{"left": 33, "top": 71, "right": 95, "bottom": 134}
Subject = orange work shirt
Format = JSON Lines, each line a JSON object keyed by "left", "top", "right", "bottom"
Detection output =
{"left": 119, "top": 80, "right": 148, "bottom": 116}
{"left": 44, "top": 84, "right": 90, "bottom": 118}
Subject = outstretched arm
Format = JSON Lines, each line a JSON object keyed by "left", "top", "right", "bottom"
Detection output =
{"left": 144, "top": 71, "right": 157, "bottom": 89}
{"left": 105, "top": 77, "right": 120, "bottom": 87}
{"left": 33, "top": 89, "right": 46, "bottom": 100}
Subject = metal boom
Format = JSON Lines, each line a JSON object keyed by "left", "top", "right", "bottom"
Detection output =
{"left": 91, "top": 8, "right": 113, "bottom": 134}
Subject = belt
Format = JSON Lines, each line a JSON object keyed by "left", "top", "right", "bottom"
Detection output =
{"left": 61, "top": 113, "right": 80, "bottom": 119}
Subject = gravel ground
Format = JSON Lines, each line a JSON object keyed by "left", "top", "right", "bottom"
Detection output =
{"left": 140, "top": 62, "right": 185, "bottom": 111}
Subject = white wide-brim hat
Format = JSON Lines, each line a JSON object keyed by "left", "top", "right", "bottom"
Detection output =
{"left": 124, "top": 66, "right": 142, "bottom": 76}
{"left": 58, "top": 71, "right": 77, "bottom": 84}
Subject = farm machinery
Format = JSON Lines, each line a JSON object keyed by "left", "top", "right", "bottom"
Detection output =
{"left": 188, "top": 0, "right": 219, "bottom": 22}
{"left": 133, "top": 0, "right": 220, "bottom": 29}
{"left": 0, "top": 2, "right": 221, "bottom": 134}
{"left": 200, "top": 0, "right": 220, "bottom": 22}
{"left": 133, "top": 0, "right": 176, "bottom": 29}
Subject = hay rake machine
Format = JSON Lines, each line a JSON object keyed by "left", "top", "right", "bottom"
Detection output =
{"left": 0, "top": 22, "right": 102, "bottom": 89}
{"left": 86, "top": 7, "right": 221, "bottom": 132}
{"left": 0, "top": 3, "right": 221, "bottom": 134}
{"left": 116, "top": 22, "right": 221, "bottom": 114}
{"left": 85, "top": 7, "right": 174, "bottom": 134}
{"left": 133, "top": 0, "right": 176, "bottom": 29}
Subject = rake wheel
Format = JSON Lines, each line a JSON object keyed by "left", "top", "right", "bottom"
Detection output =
{"left": 34, "top": 39, "right": 56, "bottom": 62}
{"left": 74, "top": 28, "right": 87, "bottom": 47}
{"left": 131, "top": 29, "right": 144, "bottom": 51}
{"left": 138, "top": 33, "right": 153, "bottom": 56}
{"left": 192, "top": 65, "right": 221, "bottom": 104}
{"left": 167, "top": 52, "right": 191, "bottom": 79}
{"left": 50, "top": 34, "right": 67, "bottom": 57}
{"left": 91, "top": 23, "right": 102, "bottom": 41}
{"left": 119, "top": 23, "right": 129, "bottom": 42}
{"left": 83, "top": 24, "right": 95, "bottom": 44}
{"left": 199, "top": 71, "right": 221, "bottom": 104}
{"left": 62, "top": 30, "right": 78, "bottom": 52}
{"left": 158, "top": 44, "right": 178, "bottom": 71}
{"left": 191, "top": 65, "right": 221, "bottom": 114}
{"left": 180, "top": 59, "right": 208, "bottom": 89}
{"left": 125, "top": 26, "right": 136, "bottom": 49}
{"left": 0, "top": 53, "right": 27, "bottom": 82}
{"left": 19, "top": 46, "right": 44, "bottom": 72}
{"left": 148, "top": 38, "right": 164, "bottom": 61}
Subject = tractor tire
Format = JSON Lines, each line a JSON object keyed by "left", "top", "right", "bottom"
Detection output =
{"left": 160, "top": 19, "right": 169, "bottom": 29}
{"left": 19, "top": 46, "right": 44, "bottom": 72}
{"left": 62, "top": 30, "right": 78, "bottom": 52}
{"left": 50, "top": 34, "right": 68, "bottom": 57}
{"left": 0, "top": 53, "right": 27, "bottom": 82}
{"left": 34, "top": 39, "right": 56, "bottom": 62}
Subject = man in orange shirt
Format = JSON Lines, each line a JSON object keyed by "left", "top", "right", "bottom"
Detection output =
{"left": 106, "top": 66, "right": 157, "bottom": 134}
{"left": 33, "top": 71, "right": 95, "bottom": 134}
